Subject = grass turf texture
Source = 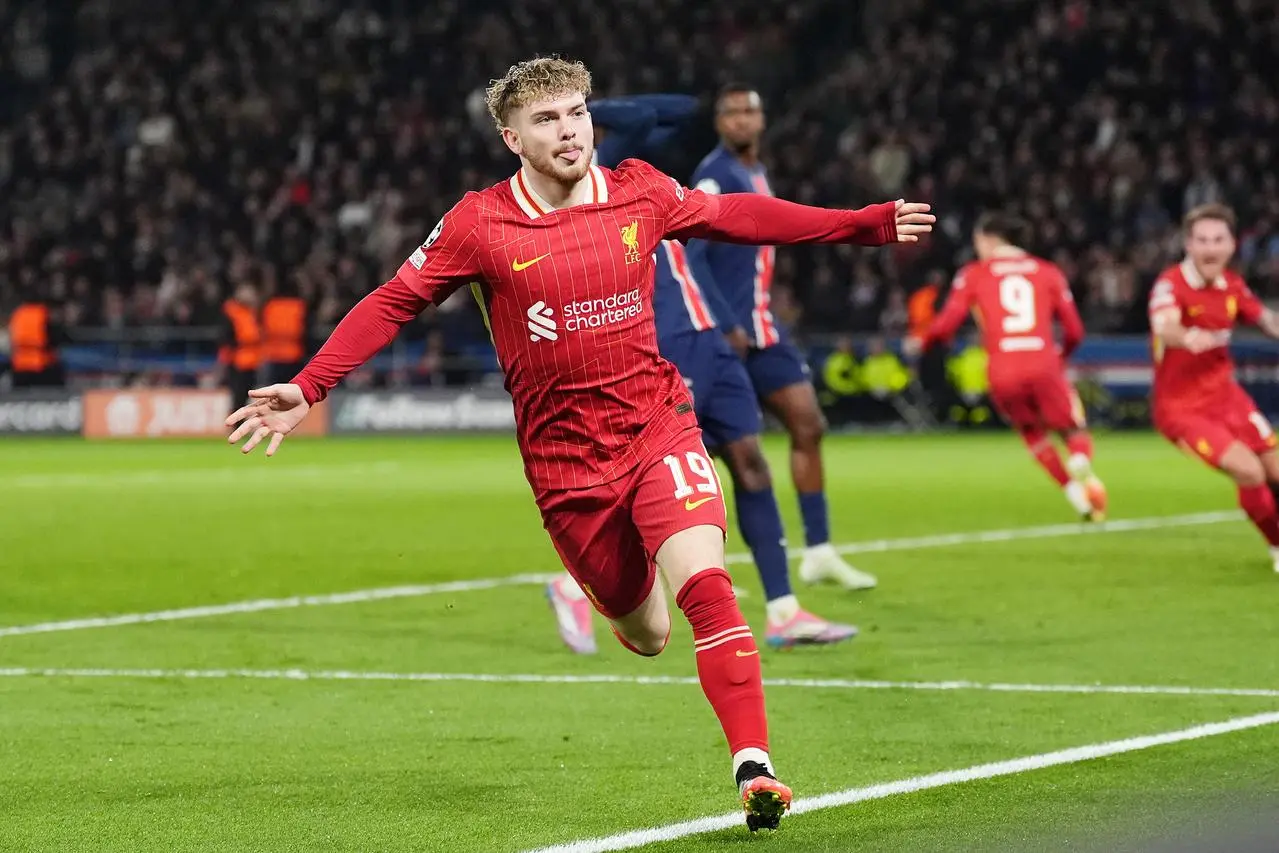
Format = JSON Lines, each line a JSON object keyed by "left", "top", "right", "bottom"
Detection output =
{"left": 1, "top": 432, "right": 1276, "bottom": 852}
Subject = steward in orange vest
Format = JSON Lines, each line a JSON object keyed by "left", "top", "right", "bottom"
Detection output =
{"left": 8, "top": 299, "right": 66, "bottom": 388}
{"left": 261, "top": 284, "right": 308, "bottom": 385}
{"left": 219, "top": 284, "right": 262, "bottom": 412}
{"left": 907, "top": 282, "right": 939, "bottom": 339}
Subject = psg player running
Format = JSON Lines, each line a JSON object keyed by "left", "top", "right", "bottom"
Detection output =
{"left": 909, "top": 213, "right": 1107, "bottom": 521}
{"left": 1149, "top": 203, "right": 1279, "bottom": 572}
{"left": 225, "top": 57, "right": 933, "bottom": 829}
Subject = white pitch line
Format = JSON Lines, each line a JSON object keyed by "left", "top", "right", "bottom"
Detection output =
{"left": 521, "top": 711, "right": 1279, "bottom": 853}
{"left": 0, "top": 575, "right": 558, "bottom": 639}
{"left": 0, "top": 461, "right": 404, "bottom": 489}
{"left": 2, "top": 667, "right": 1277, "bottom": 700}
{"left": 0, "top": 510, "right": 1241, "bottom": 641}
{"left": 773, "top": 509, "right": 1242, "bottom": 563}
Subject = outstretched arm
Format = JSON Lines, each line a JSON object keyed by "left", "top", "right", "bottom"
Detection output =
{"left": 227, "top": 199, "right": 481, "bottom": 455}
{"left": 292, "top": 277, "right": 429, "bottom": 405}
{"left": 640, "top": 159, "right": 932, "bottom": 246}
{"left": 669, "top": 194, "right": 932, "bottom": 247}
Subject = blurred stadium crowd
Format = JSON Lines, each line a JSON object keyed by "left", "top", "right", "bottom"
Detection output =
{"left": 1, "top": 0, "right": 1277, "bottom": 360}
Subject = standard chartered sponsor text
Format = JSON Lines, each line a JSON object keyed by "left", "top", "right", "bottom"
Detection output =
{"left": 562, "top": 289, "right": 643, "bottom": 331}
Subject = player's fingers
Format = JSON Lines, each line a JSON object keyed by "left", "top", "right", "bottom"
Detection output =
{"left": 897, "top": 225, "right": 933, "bottom": 238}
{"left": 225, "top": 400, "right": 272, "bottom": 428}
{"left": 247, "top": 385, "right": 285, "bottom": 399}
{"left": 225, "top": 404, "right": 257, "bottom": 427}
{"left": 896, "top": 233, "right": 919, "bottom": 243}
{"left": 242, "top": 424, "right": 272, "bottom": 454}
{"left": 898, "top": 202, "right": 932, "bottom": 215}
{"left": 898, "top": 213, "right": 936, "bottom": 225}
{"left": 228, "top": 416, "right": 261, "bottom": 444}
{"left": 265, "top": 432, "right": 285, "bottom": 457}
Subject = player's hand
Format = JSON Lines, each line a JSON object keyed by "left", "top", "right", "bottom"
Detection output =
{"left": 725, "top": 326, "right": 751, "bottom": 359}
{"left": 226, "top": 383, "right": 311, "bottom": 457}
{"left": 901, "top": 335, "right": 923, "bottom": 360}
{"left": 893, "top": 201, "right": 935, "bottom": 243}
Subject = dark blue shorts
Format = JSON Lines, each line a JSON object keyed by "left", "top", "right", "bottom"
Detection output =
{"left": 745, "top": 328, "right": 812, "bottom": 398}
{"left": 660, "top": 328, "right": 762, "bottom": 449}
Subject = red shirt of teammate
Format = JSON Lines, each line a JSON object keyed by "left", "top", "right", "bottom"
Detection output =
{"left": 914, "top": 212, "right": 1106, "bottom": 521}
{"left": 224, "top": 56, "right": 934, "bottom": 827}
{"left": 1148, "top": 203, "right": 1279, "bottom": 570}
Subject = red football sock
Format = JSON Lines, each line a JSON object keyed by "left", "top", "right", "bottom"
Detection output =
{"left": 1065, "top": 431, "right": 1094, "bottom": 461}
{"left": 1020, "top": 428, "right": 1070, "bottom": 487}
{"left": 675, "top": 568, "right": 769, "bottom": 756}
{"left": 1238, "top": 484, "right": 1279, "bottom": 547}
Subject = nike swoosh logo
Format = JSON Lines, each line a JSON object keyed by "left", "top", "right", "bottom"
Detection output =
{"left": 736, "top": 649, "right": 759, "bottom": 658}
{"left": 512, "top": 253, "right": 550, "bottom": 272}
{"left": 1188, "top": 306, "right": 1205, "bottom": 316}
{"left": 684, "top": 496, "right": 717, "bottom": 511}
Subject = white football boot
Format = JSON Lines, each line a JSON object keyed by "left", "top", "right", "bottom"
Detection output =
{"left": 798, "top": 543, "right": 877, "bottom": 590}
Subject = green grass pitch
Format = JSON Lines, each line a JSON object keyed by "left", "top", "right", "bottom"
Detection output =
{"left": 1, "top": 431, "right": 1278, "bottom": 852}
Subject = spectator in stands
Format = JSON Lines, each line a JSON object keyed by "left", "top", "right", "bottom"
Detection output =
{"left": 1, "top": 0, "right": 1276, "bottom": 391}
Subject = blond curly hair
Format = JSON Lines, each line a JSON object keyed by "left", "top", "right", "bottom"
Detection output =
{"left": 485, "top": 56, "right": 593, "bottom": 130}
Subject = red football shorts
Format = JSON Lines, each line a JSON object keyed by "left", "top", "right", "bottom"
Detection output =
{"left": 538, "top": 426, "right": 728, "bottom": 620}
{"left": 989, "top": 368, "right": 1084, "bottom": 433}
{"left": 1156, "top": 385, "right": 1278, "bottom": 468}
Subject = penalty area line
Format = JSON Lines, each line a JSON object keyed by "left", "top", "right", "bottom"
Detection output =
{"left": 0, "top": 510, "right": 1241, "bottom": 640}
{"left": 1, "top": 667, "right": 1276, "bottom": 700}
{"left": 520, "top": 710, "right": 1279, "bottom": 853}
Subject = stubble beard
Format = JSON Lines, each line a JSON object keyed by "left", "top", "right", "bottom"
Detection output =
{"left": 527, "top": 147, "right": 591, "bottom": 188}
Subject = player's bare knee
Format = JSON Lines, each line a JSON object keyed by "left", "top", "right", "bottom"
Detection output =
{"left": 655, "top": 525, "right": 727, "bottom": 591}
{"left": 789, "top": 414, "right": 826, "bottom": 451}
{"left": 1223, "top": 446, "right": 1266, "bottom": 486}
{"left": 1259, "top": 452, "right": 1279, "bottom": 485}
{"left": 726, "top": 439, "right": 772, "bottom": 492}
{"left": 617, "top": 619, "right": 671, "bottom": 657}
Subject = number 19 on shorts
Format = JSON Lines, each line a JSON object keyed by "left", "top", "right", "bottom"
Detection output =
{"left": 664, "top": 451, "right": 721, "bottom": 501}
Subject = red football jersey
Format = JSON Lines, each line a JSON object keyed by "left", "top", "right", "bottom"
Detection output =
{"left": 924, "top": 251, "right": 1084, "bottom": 376}
{"left": 1147, "top": 259, "right": 1264, "bottom": 414}
{"left": 395, "top": 159, "right": 720, "bottom": 496}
